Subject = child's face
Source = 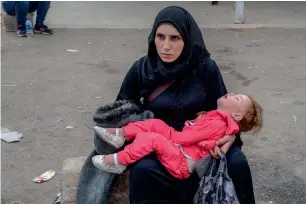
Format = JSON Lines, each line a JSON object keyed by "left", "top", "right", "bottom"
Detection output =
{"left": 217, "top": 93, "right": 252, "bottom": 121}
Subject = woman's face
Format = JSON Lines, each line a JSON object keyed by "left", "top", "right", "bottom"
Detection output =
{"left": 154, "top": 24, "right": 185, "bottom": 63}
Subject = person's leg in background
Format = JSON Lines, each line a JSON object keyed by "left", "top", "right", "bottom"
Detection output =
{"left": 29, "top": 1, "right": 53, "bottom": 35}
{"left": 1, "top": 1, "right": 30, "bottom": 37}
{"left": 226, "top": 146, "right": 256, "bottom": 204}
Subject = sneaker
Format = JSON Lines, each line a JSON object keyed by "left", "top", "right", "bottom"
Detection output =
{"left": 34, "top": 24, "right": 53, "bottom": 35}
{"left": 17, "top": 26, "right": 27, "bottom": 37}
{"left": 92, "top": 155, "right": 126, "bottom": 174}
{"left": 94, "top": 126, "right": 126, "bottom": 149}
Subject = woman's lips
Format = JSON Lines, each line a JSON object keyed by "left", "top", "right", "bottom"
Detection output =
{"left": 161, "top": 53, "right": 172, "bottom": 57}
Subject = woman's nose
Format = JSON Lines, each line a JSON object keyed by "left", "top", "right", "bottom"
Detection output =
{"left": 163, "top": 40, "right": 171, "bottom": 50}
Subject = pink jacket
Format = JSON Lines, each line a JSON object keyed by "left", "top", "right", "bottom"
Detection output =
{"left": 169, "top": 110, "right": 239, "bottom": 160}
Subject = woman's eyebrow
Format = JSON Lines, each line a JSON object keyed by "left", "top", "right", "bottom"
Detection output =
{"left": 170, "top": 34, "right": 181, "bottom": 37}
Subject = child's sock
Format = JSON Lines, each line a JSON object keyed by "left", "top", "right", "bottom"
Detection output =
{"left": 103, "top": 154, "right": 115, "bottom": 165}
{"left": 103, "top": 153, "right": 122, "bottom": 166}
{"left": 113, "top": 153, "right": 119, "bottom": 166}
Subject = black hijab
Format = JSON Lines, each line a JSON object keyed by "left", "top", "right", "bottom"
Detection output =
{"left": 140, "top": 6, "right": 210, "bottom": 95}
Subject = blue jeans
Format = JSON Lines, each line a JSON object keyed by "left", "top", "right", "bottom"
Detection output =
{"left": 129, "top": 146, "right": 255, "bottom": 204}
{"left": 1, "top": 1, "right": 50, "bottom": 26}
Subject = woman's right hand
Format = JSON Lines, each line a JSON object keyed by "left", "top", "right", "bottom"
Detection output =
{"left": 209, "top": 135, "right": 236, "bottom": 159}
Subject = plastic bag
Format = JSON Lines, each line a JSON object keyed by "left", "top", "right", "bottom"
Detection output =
{"left": 194, "top": 152, "right": 240, "bottom": 204}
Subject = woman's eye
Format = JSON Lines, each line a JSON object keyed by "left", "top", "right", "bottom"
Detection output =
{"left": 171, "top": 36, "right": 180, "bottom": 41}
{"left": 157, "top": 34, "right": 165, "bottom": 40}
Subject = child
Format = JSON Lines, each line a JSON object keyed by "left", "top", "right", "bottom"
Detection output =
{"left": 92, "top": 93, "right": 263, "bottom": 179}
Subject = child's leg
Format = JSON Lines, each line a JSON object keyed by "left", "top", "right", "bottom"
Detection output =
{"left": 118, "top": 132, "right": 190, "bottom": 179}
{"left": 93, "top": 119, "right": 174, "bottom": 149}
{"left": 92, "top": 132, "right": 170, "bottom": 174}
{"left": 123, "top": 119, "right": 174, "bottom": 140}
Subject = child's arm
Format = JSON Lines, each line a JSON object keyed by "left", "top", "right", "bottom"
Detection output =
{"left": 198, "top": 140, "right": 218, "bottom": 151}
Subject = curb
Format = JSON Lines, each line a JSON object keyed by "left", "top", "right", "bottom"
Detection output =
{"left": 47, "top": 24, "right": 306, "bottom": 29}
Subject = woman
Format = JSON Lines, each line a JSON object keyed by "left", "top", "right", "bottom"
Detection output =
{"left": 116, "top": 6, "right": 255, "bottom": 204}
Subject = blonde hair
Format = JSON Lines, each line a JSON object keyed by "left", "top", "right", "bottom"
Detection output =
{"left": 237, "top": 96, "right": 263, "bottom": 134}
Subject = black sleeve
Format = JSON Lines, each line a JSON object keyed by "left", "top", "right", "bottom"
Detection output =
{"left": 202, "top": 58, "right": 228, "bottom": 110}
{"left": 116, "top": 60, "right": 141, "bottom": 104}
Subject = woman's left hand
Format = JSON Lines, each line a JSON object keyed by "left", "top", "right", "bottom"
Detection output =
{"left": 209, "top": 135, "right": 235, "bottom": 159}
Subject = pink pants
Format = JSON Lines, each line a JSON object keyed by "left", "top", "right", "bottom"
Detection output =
{"left": 117, "top": 119, "right": 190, "bottom": 179}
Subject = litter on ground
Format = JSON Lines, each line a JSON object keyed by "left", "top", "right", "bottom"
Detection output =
{"left": 1, "top": 127, "right": 23, "bottom": 143}
{"left": 66, "top": 49, "right": 79, "bottom": 52}
{"left": 33, "top": 170, "right": 56, "bottom": 183}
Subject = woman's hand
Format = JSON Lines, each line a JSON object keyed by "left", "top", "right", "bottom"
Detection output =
{"left": 209, "top": 135, "right": 236, "bottom": 159}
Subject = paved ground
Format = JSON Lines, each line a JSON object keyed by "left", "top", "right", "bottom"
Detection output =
{"left": 1, "top": 27, "right": 306, "bottom": 204}
{"left": 3, "top": 2, "right": 305, "bottom": 28}
{"left": 44, "top": 2, "right": 306, "bottom": 28}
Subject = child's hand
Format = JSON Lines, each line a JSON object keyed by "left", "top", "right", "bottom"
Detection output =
{"left": 209, "top": 135, "right": 236, "bottom": 159}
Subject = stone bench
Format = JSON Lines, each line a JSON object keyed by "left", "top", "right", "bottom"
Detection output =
{"left": 61, "top": 157, "right": 129, "bottom": 204}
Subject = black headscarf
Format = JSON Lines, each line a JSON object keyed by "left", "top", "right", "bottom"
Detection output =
{"left": 140, "top": 6, "right": 210, "bottom": 95}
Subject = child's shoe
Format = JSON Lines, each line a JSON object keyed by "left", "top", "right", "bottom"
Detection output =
{"left": 92, "top": 155, "right": 126, "bottom": 174}
{"left": 94, "top": 126, "right": 125, "bottom": 148}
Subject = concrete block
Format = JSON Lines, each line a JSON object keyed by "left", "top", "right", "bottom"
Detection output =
{"left": 1, "top": 9, "right": 34, "bottom": 32}
{"left": 62, "top": 156, "right": 87, "bottom": 174}
{"left": 61, "top": 173, "right": 78, "bottom": 204}
{"left": 60, "top": 156, "right": 129, "bottom": 204}
{"left": 61, "top": 157, "right": 86, "bottom": 204}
